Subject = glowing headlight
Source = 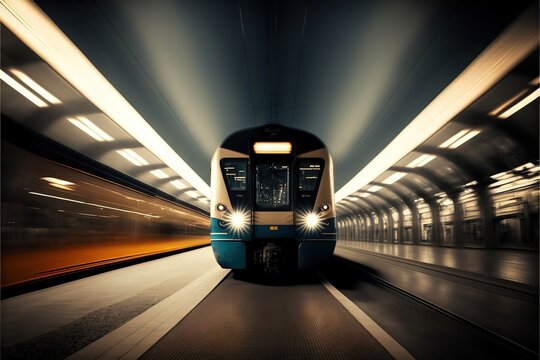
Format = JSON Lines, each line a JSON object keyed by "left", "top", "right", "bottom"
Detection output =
{"left": 225, "top": 210, "right": 250, "bottom": 232}
{"left": 305, "top": 213, "right": 320, "bottom": 229}
{"left": 231, "top": 212, "right": 245, "bottom": 228}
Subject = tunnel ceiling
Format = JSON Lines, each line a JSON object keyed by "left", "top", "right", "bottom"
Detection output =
{"left": 29, "top": 0, "right": 535, "bottom": 190}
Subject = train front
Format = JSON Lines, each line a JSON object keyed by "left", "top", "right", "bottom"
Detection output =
{"left": 210, "top": 125, "right": 336, "bottom": 272}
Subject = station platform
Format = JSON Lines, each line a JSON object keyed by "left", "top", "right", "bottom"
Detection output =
{"left": 1, "top": 246, "right": 412, "bottom": 360}
{"left": 1, "top": 247, "right": 219, "bottom": 359}
{"left": 335, "top": 242, "right": 539, "bottom": 353}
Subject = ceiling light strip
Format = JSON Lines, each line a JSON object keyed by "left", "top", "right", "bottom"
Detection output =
{"left": 150, "top": 169, "right": 169, "bottom": 179}
{"left": 0, "top": 1, "right": 211, "bottom": 199}
{"left": 0, "top": 69, "right": 48, "bottom": 107}
{"left": 382, "top": 172, "right": 406, "bottom": 184}
{"left": 367, "top": 185, "right": 382, "bottom": 192}
{"left": 68, "top": 117, "right": 106, "bottom": 141}
{"left": 448, "top": 130, "right": 480, "bottom": 149}
{"left": 77, "top": 117, "right": 113, "bottom": 141}
{"left": 116, "top": 149, "right": 149, "bottom": 166}
{"left": 171, "top": 179, "right": 187, "bottom": 190}
{"left": 335, "top": 5, "right": 538, "bottom": 202}
{"left": 497, "top": 88, "right": 540, "bottom": 119}
{"left": 488, "top": 89, "right": 529, "bottom": 116}
{"left": 9, "top": 68, "right": 61, "bottom": 104}
{"left": 439, "top": 129, "right": 470, "bottom": 148}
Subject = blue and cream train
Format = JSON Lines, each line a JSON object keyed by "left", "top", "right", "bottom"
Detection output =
{"left": 210, "top": 124, "right": 336, "bottom": 272}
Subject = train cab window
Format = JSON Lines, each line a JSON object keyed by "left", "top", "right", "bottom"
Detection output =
{"left": 298, "top": 159, "right": 324, "bottom": 191}
{"left": 221, "top": 159, "right": 248, "bottom": 191}
{"left": 256, "top": 163, "right": 290, "bottom": 209}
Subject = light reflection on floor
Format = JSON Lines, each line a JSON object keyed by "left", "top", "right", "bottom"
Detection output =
{"left": 340, "top": 241, "right": 538, "bottom": 286}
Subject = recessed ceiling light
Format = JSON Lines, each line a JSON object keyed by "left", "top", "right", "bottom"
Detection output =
{"left": 382, "top": 172, "right": 406, "bottom": 184}
{"left": 497, "top": 88, "right": 540, "bottom": 119}
{"left": 68, "top": 117, "right": 114, "bottom": 142}
{"left": 116, "top": 149, "right": 149, "bottom": 166}
{"left": 9, "top": 68, "right": 61, "bottom": 104}
{"left": 447, "top": 130, "right": 480, "bottom": 149}
{"left": 171, "top": 180, "right": 187, "bottom": 190}
{"left": 407, "top": 154, "right": 436, "bottom": 168}
{"left": 0, "top": 69, "right": 48, "bottom": 107}
{"left": 150, "top": 169, "right": 169, "bottom": 179}
{"left": 367, "top": 185, "right": 382, "bottom": 192}
{"left": 185, "top": 190, "right": 199, "bottom": 199}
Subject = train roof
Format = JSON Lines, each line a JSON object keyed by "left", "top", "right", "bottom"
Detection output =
{"left": 220, "top": 124, "right": 326, "bottom": 155}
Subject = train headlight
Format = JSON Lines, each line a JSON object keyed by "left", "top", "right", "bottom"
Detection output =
{"left": 216, "top": 203, "right": 226, "bottom": 212}
{"left": 231, "top": 212, "right": 246, "bottom": 228}
{"left": 226, "top": 210, "right": 250, "bottom": 232}
{"left": 305, "top": 213, "right": 320, "bottom": 228}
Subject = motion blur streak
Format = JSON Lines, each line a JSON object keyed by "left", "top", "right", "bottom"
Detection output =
{"left": 1, "top": 237, "right": 209, "bottom": 287}
{"left": 1, "top": 142, "right": 210, "bottom": 288}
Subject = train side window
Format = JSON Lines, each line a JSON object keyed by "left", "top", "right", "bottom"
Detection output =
{"left": 221, "top": 159, "right": 248, "bottom": 191}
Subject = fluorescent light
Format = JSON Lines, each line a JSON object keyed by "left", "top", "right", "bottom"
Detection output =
{"left": 171, "top": 179, "right": 187, "bottom": 190}
{"left": 0, "top": 69, "right": 48, "bottom": 107}
{"left": 360, "top": 193, "right": 370, "bottom": 198}
{"left": 41, "top": 177, "right": 75, "bottom": 186}
{"left": 407, "top": 154, "right": 436, "bottom": 168}
{"left": 448, "top": 130, "right": 480, "bottom": 148}
{"left": 439, "top": 129, "right": 480, "bottom": 149}
{"left": 29, "top": 191, "right": 160, "bottom": 218}
{"left": 78, "top": 117, "right": 113, "bottom": 141}
{"left": 68, "top": 117, "right": 113, "bottom": 142}
{"left": 185, "top": 190, "right": 199, "bottom": 199}
{"left": 334, "top": 6, "right": 538, "bottom": 202}
{"left": 367, "top": 185, "right": 382, "bottom": 192}
{"left": 382, "top": 172, "right": 406, "bottom": 184}
{"left": 150, "top": 169, "right": 169, "bottom": 179}
{"left": 253, "top": 142, "right": 292, "bottom": 154}
{"left": 439, "top": 129, "right": 470, "bottom": 148}
{"left": 0, "top": 1, "right": 211, "bottom": 198}
{"left": 9, "top": 68, "right": 61, "bottom": 104}
{"left": 498, "top": 88, "right": 540, "bottom": 119}
{"left": 116, "top": 149, "right": 149, "bottom": 166}
{"left": 489, "top": 89, "right": 529, "bottom": 116}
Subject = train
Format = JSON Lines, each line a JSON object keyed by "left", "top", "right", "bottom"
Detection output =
{"left": 1, "top": 122, "right": 210, "bottom": 290}
{"left": 210, "top": 124, "right": 336, "bottom": 272}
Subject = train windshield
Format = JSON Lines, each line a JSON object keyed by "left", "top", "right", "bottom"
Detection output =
{"left": 256, "top": 163, "right": 290, "bottom": 209}
{"left": 221, "top": 159, "right": 248, "bottom": 191}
